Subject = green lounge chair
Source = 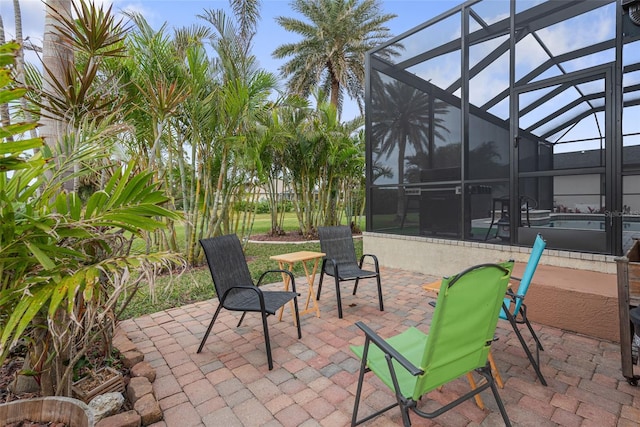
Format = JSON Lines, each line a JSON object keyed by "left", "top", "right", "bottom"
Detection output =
{"left": 351, "top": 261, "right": 514, "bottom": 426}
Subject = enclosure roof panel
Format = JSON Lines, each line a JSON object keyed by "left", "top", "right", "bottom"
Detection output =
{"left": 368, "top": 0, "right": 640, "bottom": 141}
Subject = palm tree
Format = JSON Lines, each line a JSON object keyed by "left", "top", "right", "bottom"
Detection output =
{"left": 199, "top": 6, "right": 278, "bottom": 243}
{"left": 0, "top": 41, "right": 184, "bottom": 397}
{"left": 273, "top": 0, "right": 395, "bottom": 113}
{"left": 40, "top": 0, "right": 72, "bottom": 158}
{"left": 11, "top": 0, "right": 38, "bottom": 140}
{"left": 371, "top": 78, "right": 449, "bottom": 220}
{"left": 0, "top": 15, "right": 11, "bottom": 139}
{"left": 229, "top": 0, "right": 262, "bottom": 51}
{"left": 253, "top": 94, "right": 307, "bottom": 236}
{"left": 37, "top": 0, "right": 127, "bottom": 194}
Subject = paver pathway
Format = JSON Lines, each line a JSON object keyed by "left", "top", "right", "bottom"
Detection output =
{"left": 119, "top": 267, "right": 640, "bottom": 426}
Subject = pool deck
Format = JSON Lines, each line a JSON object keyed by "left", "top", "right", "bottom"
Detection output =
{"left": 118, "top": 266, "right": 640, "bottom": 427}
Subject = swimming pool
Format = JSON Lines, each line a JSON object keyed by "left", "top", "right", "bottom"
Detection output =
{"left": 545, "top": 219, "right": 640, "bottom": 231}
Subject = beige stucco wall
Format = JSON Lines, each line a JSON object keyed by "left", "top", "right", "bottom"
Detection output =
{"left": 363, "top": 232, "right": 617, "bottom": 278}
{"left": 363, "top": 232, "right": 620, "bottom": 341}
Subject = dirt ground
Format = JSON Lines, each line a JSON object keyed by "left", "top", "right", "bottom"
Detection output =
{"left": 249, "top": 232, "right": 314, "bottom": 242}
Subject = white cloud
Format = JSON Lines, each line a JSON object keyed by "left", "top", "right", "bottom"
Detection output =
{"left": 113, "top": 1, "right": 160, "bottom": 26}
{"left": 2, "top": 1, "right": 45, "bottom": 44}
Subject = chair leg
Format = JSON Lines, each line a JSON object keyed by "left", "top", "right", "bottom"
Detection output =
{"left": 334, "top": 275, "right": 344, "bottom": 318}
{"left": 465, "top": 372, "right": 485, "bottom": 409}
{"left": 197, "top": 304, "right": 223, "bottom": 353}
{"left": 316, "top": 267, "right": 325, "bottom": 301}
{"left": 376, "top": 274, "right": 384, "bottom": 312}
{"left": 352, "top": 340, "right": 401, "bottom": 427}
{"left": 351, "top": 346, "right": 368, "bottom": 427}
{"left": 260, "top": 310, "right": 274, "bottom": 370}
{"left": 399, "top": 404, "right": 412, "bottom": 427}
{"left": 488, "top": 351, "right": 504, "bottom": 388}
{"left": 293, "top": 295, "right": 302, "bottom": 339}
{"left": 522, "top": 306, "right": 545, "bottom": 352}
{"left": 237, "top": 311, "right": 247, "bottom": 327}
{"left": 506, "top": 310, "right": 547, "bottom": 386}
{"left": 487, "top": 369, "right": 512, "bottom": 427}
{"left": 352, "top": 278, "right": 360, "bottom": 295}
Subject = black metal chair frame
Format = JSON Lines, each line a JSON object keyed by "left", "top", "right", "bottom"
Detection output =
{"left": 197, "top": 235, "right": 302, "bottom": 370}
{"left": 352, "top": 322, "right": 510, "bottom": 427}
{"left": 501, "top": 284, "right": 547, "bottom": 385}
{"left": 351, "top": 262, "right": 514, "bottom": 427}
{"left": 316, "top": 226, "right": 384, "bottom": 318}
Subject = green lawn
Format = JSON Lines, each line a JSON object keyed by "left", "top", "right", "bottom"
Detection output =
{"left": 120, "top": 214, "right": 364, "bottom": 320}
{"left": 249, "top": 213, "right": 302, "bottom": 234}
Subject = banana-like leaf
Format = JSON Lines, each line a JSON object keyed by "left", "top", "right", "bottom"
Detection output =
{"left": 0, "top": 88, "right": 27, "bottom": 105}
{"left": 67, "top": 273, "right": 81, "bottom": 316}
{"left": 0, "top": 123, "right": 39, "bottom": 140}
{"left": 48, "top": 279, "right": 69, "bottom": 318}
{"left": 0, "top": 285, "right": 54, "bottom": 352}
{"left": 0, "top": 293, "right": 31, "bottom": 344}
{"left": 96, "top": 213, "right": 165, "bottom": 231}
{"left": 83, "top": 267, "right": 100, "bottom": 302}
{"left": 0, "top": 42, "right": 20, "bottom": 67}
{"left": 110, "top": 169, "right": 153, "bottom": 209}
{"left": 117, "top": 204, "right": 181, "bottom": 220}
{"left": 104, "top": 161, "right": 135, "bottom": 209}
{"left": 69, "top": 192, "right": 82, "bottom": 221}
{"left": 23, "top": 218, "right": 54, "bottom": 235}
{"left": 24, "top": 242, "right": 56, "bottom": 271}
{"left": 0, "top": 156, "right": 45, "bottom": 172}
{"left": 84, "top": 191, "right": 109, "bottom": 219}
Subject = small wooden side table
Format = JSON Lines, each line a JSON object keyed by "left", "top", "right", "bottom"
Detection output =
{"left": 270, "top": 251, "right": 326, "bottom": 322}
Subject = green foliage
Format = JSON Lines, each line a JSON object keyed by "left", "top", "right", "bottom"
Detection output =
{"left": 36, "top": 0, "right": 128, "bottom": 124}
{"left": 0, "top": 42, "right": 45, "bottom": 172}
{"left": 273, "top": 0, "right": 396, "bottom": 108}
{"left": 122, "top": 238, "right": 364, "bottom": 319}
{"left": 233, "top": 199, "right": 294, "bottom": 214}
{"left": 0, "top": 41, "right": 184, "bottom": 396}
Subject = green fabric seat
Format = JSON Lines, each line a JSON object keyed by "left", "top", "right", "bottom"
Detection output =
{"left": 350, "top": 261, "right": 514, "bottom": 427}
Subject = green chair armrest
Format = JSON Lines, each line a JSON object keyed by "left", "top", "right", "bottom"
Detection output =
{"left": 355, "top": 321, "right": 424, "bottom": 377}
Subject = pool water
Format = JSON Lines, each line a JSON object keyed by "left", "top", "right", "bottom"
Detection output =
{"left": 547, "top": 220, "right": 640, "bottom": 231}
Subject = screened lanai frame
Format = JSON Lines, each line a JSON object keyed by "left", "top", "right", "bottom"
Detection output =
{"left": 365, "top": 0, "right": 640, "bottom": 255}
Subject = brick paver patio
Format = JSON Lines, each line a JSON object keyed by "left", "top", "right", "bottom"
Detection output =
{"left": 119, "top": 267, "right": 640, "bottom": 426}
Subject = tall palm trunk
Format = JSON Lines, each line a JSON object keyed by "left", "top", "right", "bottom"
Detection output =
{"left": 0, "top": 16, "right": 12, "bottom": 142}
{"left": 329, "top": 68, "right": 340, "bottom": 112}
{"left": 13, "top": 0, "right": 37, "bottom": 139}
{"left": 37, "top": 0, "right": 74, "bottom": 394}
{"left": 395, "top": 132, "right": 407, "bottom": 221}
{"left": 41, "top": 0, "right": 73, "bottom": 188}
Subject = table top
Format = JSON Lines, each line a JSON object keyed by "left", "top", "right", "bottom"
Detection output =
{"left": 270, "top": 251, "right": 326, "bottom": 263}
{"left": 422, "top": 280, "right": 442, "bottom": 292}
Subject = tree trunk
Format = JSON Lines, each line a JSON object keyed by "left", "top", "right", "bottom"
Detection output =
{"left": 13, "top": 0, "right": 38, "bottom": 139}
{"left": 327, "top": 60, "right": 341, "bottom": 112}
{"left": 41, "top": 0, "right": 73, "bottom": 187}
{"left": 0, "top": 15, "right": 13, "bottom": 142}
{"left": 395, "top": 133, "right": 407, "bottom": 222}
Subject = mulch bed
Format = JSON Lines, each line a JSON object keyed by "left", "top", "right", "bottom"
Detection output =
{"left": 0, "top": 342, "right": 130, "bottom": 414}
{"left": 0, "top": 348, "right": 39, "bottom": 404}
{"left": 5, "top": 422, "right": 67, "bottom": 427}
{"left": 250, "top": 232, "right": 315, "bottom": 242}
{"left": 249, "top": 230, "right": 361, "bottom": 242}
{"left": 0, "top": 353, "right": 54, "bottom": 426}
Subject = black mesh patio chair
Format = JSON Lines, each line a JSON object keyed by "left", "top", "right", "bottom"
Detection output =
{"left": 316, "top": 226, "right": 384, "bottom": 318}
{"left": 197, "top": 234, "right": 302, "bottom": 370}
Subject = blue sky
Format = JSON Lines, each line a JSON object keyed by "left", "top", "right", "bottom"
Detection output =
{"left": 1, "top": 0, "right": 461, "bottom": 120}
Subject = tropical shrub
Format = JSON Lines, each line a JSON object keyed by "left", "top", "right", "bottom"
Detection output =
{"left": 0, "top": 42, "right": 184, "bottom": 397}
